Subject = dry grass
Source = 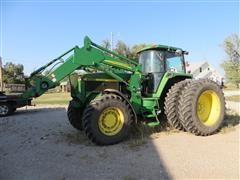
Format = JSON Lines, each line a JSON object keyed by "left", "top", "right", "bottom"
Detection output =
{"left": 128, "top": 110, "right": 239, "bottom": 147}
{"left": 225, "top": 95, "right": 240, "bottom": 102}
{"left": 127, "top": 117, "right": 177, "bottom": 149}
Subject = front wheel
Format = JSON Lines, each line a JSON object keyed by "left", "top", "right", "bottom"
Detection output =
{"left": 82, "top": 94, "right": 134, "bottom": 145}
{"left": 67, "top": 100, "right": 83, "bottom": 131}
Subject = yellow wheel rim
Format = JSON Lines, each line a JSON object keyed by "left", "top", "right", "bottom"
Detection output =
{"left": 98, "top": 107, "right": 124, "bottom": 136}
{"left": 197, "top": 90, "right": 221, "bottom": 126}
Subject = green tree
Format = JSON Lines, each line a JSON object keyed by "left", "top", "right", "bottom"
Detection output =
{"left": 221, "top": 34, "right": 240, "bottom": 88}
{"left": 129, "top": 44, "right": 149, "bottom": 60}
{"left": 101, "top": 38, "right": 151, "bottom": 61}
{"left": 114, "top": 40, "right": 131, "bottom": 57}
{"left": 101, "top": 39, "right": 111, "bottom": 50}
{"left": 2, "top": 62, "right": 25, "bottom": 84}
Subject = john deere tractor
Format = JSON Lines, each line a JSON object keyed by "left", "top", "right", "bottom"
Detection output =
{"left": 0, "top": 36, "right": 225, "bottom": 145}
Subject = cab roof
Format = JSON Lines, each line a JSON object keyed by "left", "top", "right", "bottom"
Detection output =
{"left": 138, "top": 44, "right": 183, "bottom": 54}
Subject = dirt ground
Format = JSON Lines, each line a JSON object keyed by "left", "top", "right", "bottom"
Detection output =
{"left": 0, "top": 103, "right": 239, "bottom": 180}
{"left": 223, "top": 89, "right": 240, "bottom": 97}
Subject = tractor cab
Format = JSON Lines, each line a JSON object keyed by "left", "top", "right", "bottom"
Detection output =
{"left": 138, "top": 45, "right": 188, "bottom": 93}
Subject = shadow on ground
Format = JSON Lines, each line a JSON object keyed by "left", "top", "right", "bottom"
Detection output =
{"left": 223, "top": 109, "right": 239, "bottom": 125}
{"left": 0, "top": 107, "right": 172, "bottom": 179}
{"left": 220, "top": 109, "right": 240, "bottom": 133}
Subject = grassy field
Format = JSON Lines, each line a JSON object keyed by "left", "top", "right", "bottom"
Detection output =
{"left": 223, "top": 83, "right": 239, "bottom": 90}
{"left": 225, "top": 95, "right": 240, "bottom": 102}
{"left": 32, "top": 92, "right": 71, "bottom": 105}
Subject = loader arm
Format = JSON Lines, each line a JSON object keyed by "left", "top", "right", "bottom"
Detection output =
{"left": 21, "top": 36, "right": 141, "bottom": 99}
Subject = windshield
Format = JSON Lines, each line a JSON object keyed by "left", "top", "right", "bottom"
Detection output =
{"left": 165, "top": 52, "right": 185, "bottom": 73}
{"left": 139, "top": 50, "right": 165, "bottom": 73}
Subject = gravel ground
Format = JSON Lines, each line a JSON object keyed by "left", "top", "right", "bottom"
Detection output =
{"left": 0, "top": 104, "right": 239, "bottom": 180}
{"left": 226, "top": 101, "right": 240, "bottom": 115}
{"left": 223, "top": 89, "right": 240, "bottom": 96}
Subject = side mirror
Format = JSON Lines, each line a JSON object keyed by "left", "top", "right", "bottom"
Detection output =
{"left": 175, "top": 49, "right": 183, "bottom": 56}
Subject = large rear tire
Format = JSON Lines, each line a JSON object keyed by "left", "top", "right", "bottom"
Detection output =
{"left": 164, "top": 79, "right": 191, "bottom": 130}
{"left": 82, "top": 94, "right": 134, "bottom": 145}
{"left": 67, "top": 100, "right": 83, "bottom": 131}
{"left": 179, "top": 79, "right": 225, "bottom": 135}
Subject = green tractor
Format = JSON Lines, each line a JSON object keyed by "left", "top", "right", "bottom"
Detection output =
{"left": 1, "top": 36, "right": 225, "bottom": 145}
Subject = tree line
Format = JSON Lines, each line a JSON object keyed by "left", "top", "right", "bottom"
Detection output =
{"left": 101, "top": 39, "right": 151, "bottom": 60}
{"left": 2, "top": 62, "right": 25, "bottom": 84}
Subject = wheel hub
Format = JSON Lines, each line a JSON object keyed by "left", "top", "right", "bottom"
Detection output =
{"left": 0, "top": 105, "right": 9, "bottom": 116}
{"left": 197, "top": 90, "right": 221, "bottom": 126}
{"left": 98, "top": 107, "right": 124, "bottom": 136}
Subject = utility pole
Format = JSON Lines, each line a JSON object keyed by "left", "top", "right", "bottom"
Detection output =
{"left": 0, "top": 56, "right": 3, "bottom": 92}
{"left": 110, "top": 32, "right": 113, "bottom": 51}
{"left": 110, "top": 32, "right": 120, "bottom": 51}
